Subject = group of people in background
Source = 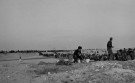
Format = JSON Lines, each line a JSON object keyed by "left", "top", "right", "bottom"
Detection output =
{"left": 73, "top": 37, "right": 135, "bottom": 63}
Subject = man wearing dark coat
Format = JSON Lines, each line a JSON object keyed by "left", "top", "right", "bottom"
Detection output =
{"left": 107, "top": 37, "right": 114, "bottom": 60}
{"left": 73, "top": 46, "right": 83, "bottom": 63}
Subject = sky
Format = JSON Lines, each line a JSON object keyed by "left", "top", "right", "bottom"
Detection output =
{"left": 0, "top": 0, "right": 135, "bottom": 50}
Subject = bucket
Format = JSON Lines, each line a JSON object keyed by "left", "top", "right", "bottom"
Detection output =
{"left": 78, "top": 60, "right": 81, "bottom": 63}
{"left": 86, "top": 59, "right": 90, "bottom": 63}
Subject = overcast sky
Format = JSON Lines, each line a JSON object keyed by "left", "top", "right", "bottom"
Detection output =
{"left": 0, "top": 0, "right": 135, "bottom": 50}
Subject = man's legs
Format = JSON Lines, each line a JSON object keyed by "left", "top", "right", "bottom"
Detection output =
{"left": 110, "top": 49, "right": 114, "bottom": 60}
{"left": 107, "top": 49, "right": 110, "bottom": 60}
{"left": 107, "top": 49, "right": 113, "bottom": 60}
{"left": 79, "top": 55, "right": 84, "bottom": 63}
{"left": 73, "top": 55, "right": 78, "bottom": 63}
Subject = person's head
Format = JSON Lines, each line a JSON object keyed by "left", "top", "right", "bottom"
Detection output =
{"left": 110, "top": 37, "right": 113, "bottom": 41}
{"left": 78, "top": 46, "right": 82, "bottom": 51}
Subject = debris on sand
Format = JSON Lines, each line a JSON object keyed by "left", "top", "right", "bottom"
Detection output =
{"left": 38, "top": 61, "right": 135, "bottom": 83}
{"left": 91, "top": 62, "right": 123, "bottom": 72}
{"left": 104, "top": 68, "right": 135, "bottom": 83}
{"left": 56, "top": 60, "right": 72, "bottom": 66}
{"left": 7, "top": 76, "right": 10, "bottom": 78}
{"left": 2, "top": 64, "right": 9, "bottom": 67}
{"left": 48, "top": 72, "right": 51, "bottom": 75}
{"left": 38, "top": 61, "right": 47, "bottom": 65}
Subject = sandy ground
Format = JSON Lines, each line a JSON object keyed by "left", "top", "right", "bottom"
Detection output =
{"left": 0, "top": 53, "right": 58, "bottom": 83}
{"left": 0, "top": 53, "right": 135, "bottom": 83}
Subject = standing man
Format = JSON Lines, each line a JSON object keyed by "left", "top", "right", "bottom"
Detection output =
{"left": 73, "top": 46, "right": 83, "bottom": 63}
{"left": 107, "top": 37, "right": 114, "bottom": 60}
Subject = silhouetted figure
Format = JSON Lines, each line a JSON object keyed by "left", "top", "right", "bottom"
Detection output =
{"left": 123, "top": 48, "right": 127, "bottom": 61}
{"left": 73, "top": 46, "right": 83, "bottom": 63}
{"left": 19, "top": 56, "right": 22, "bottom": 62}
{"left": 107, "top": 37, "right": 114, "bottom": 60}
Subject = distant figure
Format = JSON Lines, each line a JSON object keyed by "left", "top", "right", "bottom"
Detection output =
{"left": 73, "top": 46, "right": 83, "bottom": 63}
{"left": 123, "top": 48, "right": 127, "bottom": 61}
{"left": 107, "top": 37, "right": 114, "bottom": 60}
{"left": 19, "top": 56, "right": 22, "bottom": 62}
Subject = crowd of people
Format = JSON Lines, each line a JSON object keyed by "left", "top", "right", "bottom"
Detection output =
{"left": 73, "top": 37, "right": 135, "bottom": 63}
{"left": 73, "top": 47, "right": 135, "bottom": 63}
{"left": 114, "top": 48, "right": 135, "bottom": 61}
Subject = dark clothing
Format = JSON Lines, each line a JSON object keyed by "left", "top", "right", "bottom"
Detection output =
{"left": 107, "top": 40, "right": 112, "bottom": 49}
{"left": 107, "top": 40, "right": 113, "bottom": 60}
{"left": 107, "top": 48, "right": 113, "bottom": 54}
{"left": 73, "top": 49, "right": 82, "bottom": 63}
{"left": 107, "top": 48, "right": 113, "bottom": 60}
{"left": 74, "top": 49, "right": 81, "bottom": 56}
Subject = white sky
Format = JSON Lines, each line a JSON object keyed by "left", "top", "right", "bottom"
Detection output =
{"left": 0, "top": 0, "right": 135, "bottom": 50}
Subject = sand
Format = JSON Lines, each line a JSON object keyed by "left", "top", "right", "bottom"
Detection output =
{"left": 0, "top": 53, "right": 135, "bottom": 83}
